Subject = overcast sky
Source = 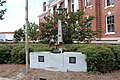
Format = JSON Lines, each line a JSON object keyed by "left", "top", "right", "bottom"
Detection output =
{"left": 0, "top": 0, "right": 47, "bottom": 32}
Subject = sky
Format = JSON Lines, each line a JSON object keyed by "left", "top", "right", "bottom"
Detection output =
{"left": 0, "top": 0, "right": 47, "bottom": 32}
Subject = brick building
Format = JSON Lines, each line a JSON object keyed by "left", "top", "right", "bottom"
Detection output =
{"left": 38, "top": 0, "right": 120, "bottom": 43}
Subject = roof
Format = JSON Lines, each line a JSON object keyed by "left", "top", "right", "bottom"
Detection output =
{"left": 0, "top": 32, "right": 14, "bottom": 34}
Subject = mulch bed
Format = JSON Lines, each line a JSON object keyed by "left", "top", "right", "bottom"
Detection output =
{"left": 0, "top": 64, "right": 120, "bottom": 80}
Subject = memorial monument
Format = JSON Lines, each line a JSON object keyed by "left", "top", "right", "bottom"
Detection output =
{"left": 30, "top": 6, "right": 87, "bottom": 72}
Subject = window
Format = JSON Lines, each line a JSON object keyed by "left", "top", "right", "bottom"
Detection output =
{"left": 71, "top": 0, "right": 74, "bottom": 12}
{"left": 69, "top": 57, "right": 76, "bottom": 64}
{"left": 85, "top": 0, "right": 91, "bottom": 6}
{"left": 106, "top": 0, "right": 114, "bottom": 6}
{"left": 106, "top": 15, "right": 114, "bottom": 33}
{"left": 38, "top": 56, "right": 44, "bottom": 62}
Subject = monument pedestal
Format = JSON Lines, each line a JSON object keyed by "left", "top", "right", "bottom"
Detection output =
{"left": 30, "top": 52, "right": 87, "bottom": 72}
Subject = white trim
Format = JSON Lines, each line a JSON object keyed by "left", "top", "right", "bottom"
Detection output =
{"left": 105, "top": 5, "right": 114, "bottom": 9}
{"left": 86, "top": 5, "right": 93, "bottom": 9}
{"left": 105, "top": 32, "right": 115, "bottom": 35}
{"left": 38, "top": 10, "right": 49, "bottom": 17}
{"left": 100, "top": 37, "right": 120, "bottom": 41}
{"left": 49, "top": 0, "right": 64, "bottom": 7}
{"left": 105, "top": 14, "right": 115, "bottom": 34}
{"left": 104, "top": 0, "right": 114, "bottom": 9}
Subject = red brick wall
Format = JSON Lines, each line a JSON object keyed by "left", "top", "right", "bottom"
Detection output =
{"left": 100, "top": 0, "right": 120, "bottom": 38}
{"left": 78, "top": 0, "right": 120, "bottom": 39}
{"left": 79, "top": 0, "right": 97, "bottom": 31}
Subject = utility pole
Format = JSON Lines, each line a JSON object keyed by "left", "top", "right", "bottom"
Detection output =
{"left": 25, "top": 0, "right": 29, "bottom": 74}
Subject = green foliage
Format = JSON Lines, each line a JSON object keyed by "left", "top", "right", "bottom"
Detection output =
{"left": 10, "top": 45, "right": 25, "bottom": 64}
{"left": 0, "top": 0, "right": 6, "bottom": 20}
{"left": 39, "top": 15, "right": 58, "bottom": 42}
{"left": 29, "top": 44, "right": 49, "bottom": 51}
{"left": 0, "top": 45, "right": 12, "bottom": 63}
{"left": 27, "top": 22, "right": 38, "bottom": 41}
{"left": 1, "top": 43, "right": 120, "bottom": 73}
{"left": 80, "top": 45, "right": 115, "bottom": 73}
{"left": 14, "top": 28, "right": 25, "bottom": 42}
{"left": 39, "top": 9, "right": 96, "bottom": 44}
{"left": 14, "top": 22, "right": 38, "bottom": 42}
{"left": 105, "top": 45, "right": 120, "bottom": 69}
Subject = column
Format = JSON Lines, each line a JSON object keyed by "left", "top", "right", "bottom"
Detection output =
{"left": 74, "top": 0, "right": 79, "bottom": 12}
{"left": 65, "top": 0, "right": 68, "bottom": 12}
{"left": 50, "top": 7, "right": 53, "bottom": 15}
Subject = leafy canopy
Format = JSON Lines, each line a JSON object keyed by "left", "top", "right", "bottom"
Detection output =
{"left": 0, "top": 0, "right": 6, "bottom": 20}
{"left": 39, "top": 9, "right": 97, "bottom": 43}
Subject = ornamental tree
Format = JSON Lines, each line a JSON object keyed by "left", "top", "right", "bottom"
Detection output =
{"left": 38, "top": 15, "right": 58, "bottom": 42}
{"left": 27, "top": 22, "right": 38, "bottom": 41}
{"left": 39, "top": 9, "right": 97, "bottom": 43}
{"left": 14, "top": 28, "right": 25, "bottom": 42}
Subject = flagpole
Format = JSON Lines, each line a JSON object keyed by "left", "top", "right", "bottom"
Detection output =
{"left": 25, "top": 0, "right": 29, "bottom": 74}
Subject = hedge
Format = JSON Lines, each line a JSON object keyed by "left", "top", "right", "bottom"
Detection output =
{"left": 0, "top": 45, "right": 12, "bottom": 63}
{"left": 0, "top": 43, "right": 120, "bottom": 73}
{"left": 79, "top": 45, "right": 115, "bottom": 73}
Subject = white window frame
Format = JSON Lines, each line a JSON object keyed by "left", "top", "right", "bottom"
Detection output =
{"left": 85, "top": 0, "right": 91, "bottom": 7}
{"left": 105, "top": 14, "right": 115, "bottom": 35}
{"left": 105, "top": 0, "right": 114, "bottom": 9}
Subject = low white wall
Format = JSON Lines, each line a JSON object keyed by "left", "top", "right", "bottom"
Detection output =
{"left": 30, "top": 52, "right": 87, "bottom": 72}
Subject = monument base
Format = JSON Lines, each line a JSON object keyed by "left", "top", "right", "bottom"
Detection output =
{"left": 30, "top": 52, "right": 87, "bottom": 72}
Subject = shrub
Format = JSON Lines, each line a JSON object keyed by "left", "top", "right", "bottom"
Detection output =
{"left": 80, "top": 45, "right": 115, "bottom": 73}
{"left": 10, "top": 45, "right": 25, "bottom": 64}
{"left": 0, "top": 45, "right": 12, "bottom": 63}
{"left": 29, "top": 44, "right": 49, "bottom": 51}
{"left": 107, "top": 45, "right": 120, "bottom": 69}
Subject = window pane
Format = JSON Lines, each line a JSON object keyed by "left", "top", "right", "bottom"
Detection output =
{"left": 107, "top": 15, "right": 114, "bottom": 32}
{"left": 110, "top": 0, "right": 114, "bottom": 5}
{"left": 86, "top": 0, "right": 90, "bottom": 6}
{"left": 107, "top": 0, "right": 110, "bottom": 6}
{"left": 111, "top": 24, "right": 114, "bottom": 32}
{"left": 108, "top": 25, "right": 111, "bottom": 32}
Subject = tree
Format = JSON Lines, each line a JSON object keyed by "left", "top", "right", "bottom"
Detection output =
{"left": 27, "top": 22, "right": 38, "bottom": 41}
{"left": 14, "top": 28, "right": 25, "bottom": 42}
{"left": 0, "top": 0, "right": 6, "bottom": 20}
{"left": 39, "top": 9, "right": 97, "bottom": 43}
{"left": 39, "top": 15, "right": 58, "bottom": 43}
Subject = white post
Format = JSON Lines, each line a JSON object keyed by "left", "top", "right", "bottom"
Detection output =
{"left": 58, "top": 16, "right": 63, "bottom": 53}
{"left": 25, "top": 0, "right": 29, "bottom": 74}
{"left": 57, "top": 4, "right": 63, "bottom": 53}
{"left": 58, "top": 19, "right": 63, "bottom": 43}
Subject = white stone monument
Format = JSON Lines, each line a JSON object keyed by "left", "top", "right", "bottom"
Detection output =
{"left": 30, "top": 7, "right": 87, "bottom": 72}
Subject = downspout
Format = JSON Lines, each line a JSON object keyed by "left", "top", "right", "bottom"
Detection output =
{"left": 96, "top": 0, "right": 102, "bottom": 40}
